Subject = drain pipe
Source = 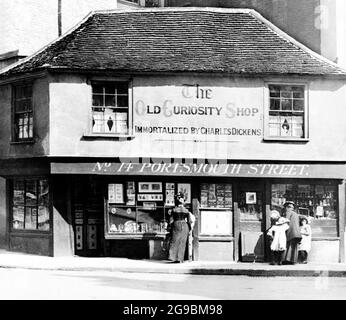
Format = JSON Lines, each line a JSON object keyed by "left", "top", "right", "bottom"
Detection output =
{"left": 58, "top": 0, "right": 62, "bottom": 36}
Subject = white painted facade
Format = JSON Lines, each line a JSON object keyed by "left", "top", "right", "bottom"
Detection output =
{"left": 46, "top": 74, "right": 346, "bottom": 161}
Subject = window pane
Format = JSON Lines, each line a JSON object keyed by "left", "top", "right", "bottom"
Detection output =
{"left": 271, "top": 184, "right": 295, "bottom": 213}
{"left": 315, "top": 185, "right": 337, "bottom": 220}
{"left": 293, "top": 99, "right": 304, "bottom": 111}
{"left": 25, "top": 207, "right": 37, "bottom": 230}
{"left": 291, "top": 116, "right": 304, "bottom": 138}
{"left": 104, "top": 83, "right": 115, "bottom": 95}
{"left": 15, "top": 99, "right": 31, "bottom": 112}
{"left": 281, "top": 98, "right": 292, "bottom": 110}
{"left": 292, "top": 87, "right": 304, "bottom": 98}
{"left": 281, "top": 91, "right": 292, "bottom": 99}
{"left": 92, "top": 94, "right": 103, "bottom": 106}
{"left": 105, "top": 95, "right": 116, "bottom": 107}
{"left": 38, "top": 206, "right": 50, "bottom": 231}
{"left": 13, "top": 180, "right": 25, "bottom": 205}
{"left": 92, "top": 84, "right": 103, "bottom": 94}
{"left": 117, "top": 95, "right": 128, "bottom": 108}
{"left": 38, "top": 180, "right": 49, "bottom": 206}
{"left": 116, "top": 82, "right": 128, "bottom": 95}
{"left": 270, "top": 98, "right": 280, "bottom": 110}
{"left": 26, "top": 180, "right": 37, "bottom": 206}
{"left": 12, "top": 206, "right": 24, "bottom": 230}
{"left": 296, "top": 184, "right": 314, "bottom": 217}
{"left": 92, "top": 112, "right": 104, "bottom": 133}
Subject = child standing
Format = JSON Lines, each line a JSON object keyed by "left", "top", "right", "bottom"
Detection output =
{"left": 298, "top": 217, "right": 312, "bottom": 264}
{"left": 267, "top": 215, "right": 290, "bottom": 265}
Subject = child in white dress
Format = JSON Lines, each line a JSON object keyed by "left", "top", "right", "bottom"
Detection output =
{"left": 267, "top": 216, "right": 290, "bottom": 265}
{"left": 298, "top": 217, "right": 312, "bottom": 264}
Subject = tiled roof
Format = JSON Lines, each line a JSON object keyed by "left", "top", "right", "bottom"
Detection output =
{"left": 1, "top": 8, "right": 346, "bottom": 77}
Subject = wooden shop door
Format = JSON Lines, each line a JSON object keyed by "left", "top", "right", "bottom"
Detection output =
{"left": 73, "top": 177, "right": 105, "bottom": 257}
{"left": 238, "top": 180, "right": 266, "bottom": 262}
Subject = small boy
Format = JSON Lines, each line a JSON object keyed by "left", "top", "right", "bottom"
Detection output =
{"left": 267, "top": 214, "right": 290, "bottom": 265}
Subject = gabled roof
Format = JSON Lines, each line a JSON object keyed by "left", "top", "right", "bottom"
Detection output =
{"left": 1, "top": 7, "right": 346, "bottom": 78}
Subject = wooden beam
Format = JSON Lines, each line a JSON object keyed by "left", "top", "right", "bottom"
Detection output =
{"left": 192, "top": 198, "right": 199, "bottom": 261}
{"left": 233, "top": 180, "right": 240, "bottom": 262}
{"left": 264, "top": 180, "right": 271, "bottom": 262}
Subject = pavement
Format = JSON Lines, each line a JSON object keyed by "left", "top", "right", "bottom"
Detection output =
{"left": 1, "top": 249, "right": 346, "bottom": 277}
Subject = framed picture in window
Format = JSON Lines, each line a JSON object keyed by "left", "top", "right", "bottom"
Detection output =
{"left": 177, "top": 183, "right": 191, "bottom": 203}
{"left": 138, "top": 182, "right": 162, "bottom": 193}
{"left": 246, "top": 192, "right": 256, "bottom": 204}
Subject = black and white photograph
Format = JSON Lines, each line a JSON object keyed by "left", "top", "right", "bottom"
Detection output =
{"left": 1, "top": 0, "right": 346, "bottom": 309}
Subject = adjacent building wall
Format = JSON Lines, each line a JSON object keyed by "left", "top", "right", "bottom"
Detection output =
{"left": 0, "top": 77, "right": 50, "bottom": 158}
{"left": 167, "top": 0, "right": 346, "bottom": 67}
{"left": 48, "top": 73, "right": 346, "bottom": 161}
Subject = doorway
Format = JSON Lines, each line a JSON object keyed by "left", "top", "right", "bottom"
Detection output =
{"left": 238, "top": 180, "right": 266, "bottom": 262}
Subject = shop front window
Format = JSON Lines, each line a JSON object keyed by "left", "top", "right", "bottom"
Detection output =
{"left": 266, "top": 84, "right": 307, "bottom": 140}
{"left": 271, "top": 183, "right": 337, "bottom": 237}
{"left": 106, "top": 181, "right": 191, "bottom": 237}
{"left": 12, "top": 179, "right": 50, "bottom": 231}
{"left": 199, "top": 183, "right": 233, "bottom": 236}
{"left": 91, "top": 81, "right": 130, "bottom": 135}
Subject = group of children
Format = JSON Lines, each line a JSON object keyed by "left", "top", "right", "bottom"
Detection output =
{"left": 267, "top": 209, "right": 312, "bottom": 265}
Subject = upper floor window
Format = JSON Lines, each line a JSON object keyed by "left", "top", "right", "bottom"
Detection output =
{"left": 91, "top": 81, "right": 130, "bottom": 135}
{"left": 266, "top": 84, "right": 307, "bottom": 140}
{"left": 13, "top": 84, "right": 34, "bottom": 141}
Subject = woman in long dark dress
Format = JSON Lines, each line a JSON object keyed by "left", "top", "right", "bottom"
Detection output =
{"left": 168, "top": 192, "right": 191, "bottom": 263}
{"left": 283, "top": 201, "right": 302, "bottom": 264}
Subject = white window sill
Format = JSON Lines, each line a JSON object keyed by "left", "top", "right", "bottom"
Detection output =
{"left": 83, "top": 133, "right": 135, "bottom": 140}
{"left": 263, "top": 137, "right": 309, "bottom": 143}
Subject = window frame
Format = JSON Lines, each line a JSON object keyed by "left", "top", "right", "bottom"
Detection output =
{"left": 11, "top": 83, "right": 34, "bottom": 143}
{"left": 87, "top": 78, "right": 133, "bottom": 138}
{"left": 263, "top": 82, "right": 309, "bottom": 141}
{"left": 10, "top": 177, "right": 51, "bottom": 234}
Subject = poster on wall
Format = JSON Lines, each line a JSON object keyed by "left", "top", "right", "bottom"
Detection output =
{"left": 200, "top": 210, "right": 232, "bottom": 235}
{"left": 108, "top": 184, "right": 116, "bottom": 203}
{"left": 126, "top": 181, "right": 136, "bottom": 206}
{"left": 115, "top": 184, "right": 124, "bottom": 204}
{"left": 177, "top": 183, "right": 191, "bottom": 203}
{"left": 165, "top": 189, "right": 175, "bottom": 206}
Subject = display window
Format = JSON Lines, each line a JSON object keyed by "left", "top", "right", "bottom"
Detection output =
{"left": 199, "top": 183, "right": 233, "bottom": 236}
{"left": 105, "top": 181, "right": 191, "bottom": 237}
{"left": 11, "top": 178, "right": 50, "bottom": 231}
{"left": 271, "top": 182, "right": 338, "bottom": 237}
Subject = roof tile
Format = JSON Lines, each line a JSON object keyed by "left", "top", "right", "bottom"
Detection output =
{"left": 1, "top": 8, "right": 345, "bottom": 77}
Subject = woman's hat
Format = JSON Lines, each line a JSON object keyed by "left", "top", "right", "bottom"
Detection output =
{"left": 270, "top": 210, "right": 280, "bottom": 220}
{"left": 283, "top": 201, "right": 295, "bottom": 207}
{"left": 175, "top": 192, "right": 185, "bottom": 200}
{"left": 276, "top": 217, "right": 290, "bottom": 225}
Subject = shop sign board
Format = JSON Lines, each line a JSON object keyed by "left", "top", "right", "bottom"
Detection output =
{"left": 133, "top": 82, "right": 262, "bottom": 143}
{"left": 51, "top": 162, "right": 346, "bottom": 179}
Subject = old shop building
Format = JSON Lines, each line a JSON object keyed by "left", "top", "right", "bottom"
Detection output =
{"left": 0, "top": 8, "right": 346, "bottom": 263}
